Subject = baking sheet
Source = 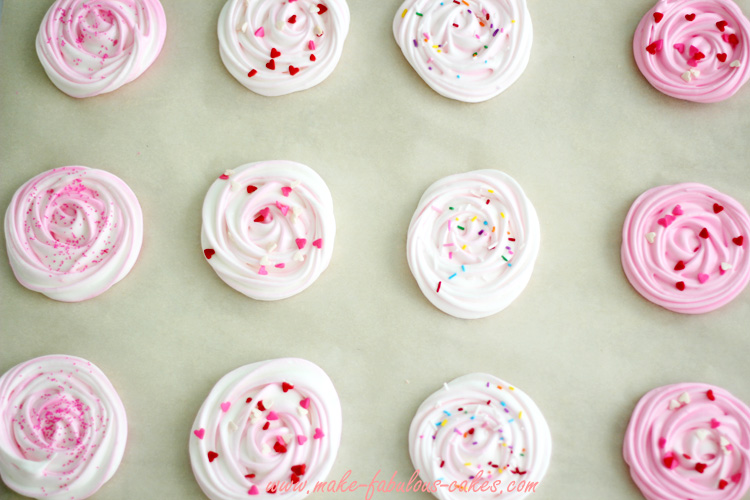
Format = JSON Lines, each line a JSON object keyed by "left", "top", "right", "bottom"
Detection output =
{"left": 1, "top": 1, "right": 749, "bottom": 499}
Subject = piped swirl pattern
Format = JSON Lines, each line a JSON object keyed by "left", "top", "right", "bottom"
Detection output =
{"left": 406, "top": 170, "right": 540, "bottom": 319}
{"left": 201, "top": 160, "right": 335, "bottom": 300}
{"left": 633, "top": 0, "right": 750, "bottom": 102}
{"left": 409, "top": 373, "right": 551, "bottom": 500}
{"left": 621, "top": 183, "right": 750, "bottom": 314}
{"left": 624, "top": 383, "right": 750, "bottom": 500}
{"left": 5, "top": 166, "right": 143, "bottom": 302}
{"left": 0, "top": 355, "right": 128, "bottom": 500}
{"left": 393, "top": 0, "right": 532, "bottom": 102}
{"left": 189, "top": 358, "right": 342, "bottom": 499}
{"left": 218, "top": 0, "right": 350, "bottom": 96}
{"left": 36, "top": 0, "right": 167, "bottom": 98}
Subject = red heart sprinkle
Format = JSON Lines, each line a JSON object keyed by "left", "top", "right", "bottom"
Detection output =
{"left": 719, "top": 479, "right": 729, "bottom": 490}
{"left": 208, "top": 451, "right": 219, "bottom": 462}
{"left": 676, "top": 281, "right": 686, "bottom": 291}
{"left": 699, "top": 228, "right": 709, "bottom": 239}
{"left": 266, "top": 59, "right": 276, "bottom": 70}
{"left": 674, "top": 261, "right": 685, "bottom": 271}
{"left": 317, "top": 3, "right": 328, "bottom": 14}
{"left": 310, "top": 54, "right": 316, "bottom": 61}
{"left": 291, "top": 474, "right": 300, "bottom": 484}
{"left": 257, "top": 400, "right": 266, "bottom": 411}
{"left": 291, "top": 464, "right": 307, "bottom": 476}
{"left": 653, "top": 12, "right": 663, "bottom": 23}
{"left": 248, "top": 69, "right": 258, "bottom": 78}
{"left": 289, "top": 65, "right": 300, "bottom": 76}
{"left": 693, "top": 52, "right": 705, "bottom": 60}
{"left": 204, "top": 249, "right": 216, "bottom": 260}
{"left": 270, "top": 48, "right": 281, "bottom": 58}
{"left": 733, "top": 236, "right": 744, "bottom": 246}
{"left": 282, "top": 382, "right": 294, "bottom": 392}
{"left": 262, "top": 422, "right": 270, "bottom": 430}
{"left": 246, "top": 397, "right": 253, "bottom": 403}
{"left": 707, "top": 390, "right": 716, "bottom": 401}
{"left": 683, "top": 454, "right": 691, "bottom": 459}
{"left": 288, "top": 15, "right": 297, "bottom": 23}
{"left": 685, "top": 13, "right": 696, "bottom": 21}
{"left": 274, "top": 442, "right": 288, "bottom": 454}
{"left": 646, "top": 40, "right": 663, "bottom": 54}
{"left": 254, "top": 215, "right": 265, "bottom": 223}
{"left": 716, "top": 20, "right": 728, "bottom": 31}
{"left": 717, "top": 53, "right": 728, "bottom": 62}
{"left": 713, "top": 203, "right": 724, "bottom": 213}
{"left": 468, "top": 428, "right": 475, "bottom": 435}
{"left": 728, "top": 34, "right": 739, "bottom": 46}
{"left": 696, "top": 463, "right": 707, "bottom": 473}
{"left": 312, "top": 238, "right": 323, "bottom": 249}
{"left": 663, "top": 456, "right": 675, "bottom": 468}
{"left": 245, "top": 474, "right": 256, "bottom": 479}
{"left": 247, "top": 185, "right": 258, "bottom": 194}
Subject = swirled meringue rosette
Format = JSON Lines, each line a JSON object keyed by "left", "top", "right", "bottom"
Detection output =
{"left": 406, "top": 170, "right": 540, "bottom": 319}
{"left": 409, "top": 374, "right": 551, "bottom": 500}
{"left": 393, "top": 0, "right": 532, "bottom": 102}
{"left": 5, "top": 166, "right": 144, "bottom": 302}
{"left": 201, "top": 160, "right": 335, "bottom": 301}
{"left": 621, "top": 183, "right": 750, "bottom": 314}
{"left": 36, "top": 0, "right": 167, "bottom": 98}
{"left": 218, "top": 0, "right": 350, "bottom": 96}
{"left": 0, "top": 355, "right": 128, "bottom": 500}
{"left": 633, "top": 0, "right": 750, "bottom": 102}
{"left": 189, "top": 358, "right": 342, "bottom": 499}
{"left": 623, "top": 383, "right": 750, "bottom": 500}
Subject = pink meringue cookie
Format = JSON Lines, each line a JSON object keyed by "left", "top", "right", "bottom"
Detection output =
{"left": 36, "top": 0, "right": 167, "bottom": 98}
{"left": 633, "top": 0, "right": 750, "bottom": 103}
{"left": 0, "top": 355, "right": 128, "bottom": 500}
{"left": 623, "top": 383, "right": 750, "bottom": 500}
{"left": 621, "top": 183, "right": 750, "bottom": 314}
{"left": 4, "top": 166, "right": 143, "bottom": 302}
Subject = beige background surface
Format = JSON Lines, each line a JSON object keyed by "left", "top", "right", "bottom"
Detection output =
{"left": 1, "top": 1, "right": 750, "bottom": 499}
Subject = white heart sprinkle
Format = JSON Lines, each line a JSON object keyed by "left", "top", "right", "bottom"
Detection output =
{"left": 690, "top": 68, "right": 700, "bottom": 77}
{"left": 294, "top": 251, "right": 304, "bottom": 262}
{"left": 695, "top": 429, "right": 709, "bottom": 440}
{"left": 291, "top": 180, "right": 301, "bottom": 188}
{"left": 721, "top": 262, "right": 732, "bottom": 271}
{"left": 265, "top": 400, "right": 274, "bottom": 409}
{"left": 283, "top": 433, "right": 293, "bottom": 444}
{"left": 730, "top": 60, "right": 741, "bottom": 68}
{"left": 297, "top": 407, "right": 308, "bottom": 416}
{"left": 646, "top": 232, "right": 656, "bottom": 244}
{"left": 249, "top": 409, "right": 261, "bottom": 423}
{"left": 720, "top": 436, "right": 730, "bottom": 447}
{"left": 228, "top": 420, "right": 238, "bottom": 432}
{"left": 669, "top": 399, "right": 681, "bottom": 410}
{"left": 241, "top": 22, "right": 248, "bottom": 33}
{"left": 224, "top": 169, "right": 235, "bottom": 177}
{"left": 262, "top": 443, "right": 271, "bottom": 455}
{"left": 267, "top": 243, "right": 277, "bottom": 253}
{"left": 678, "top": 392, "right": 691, "bottom": 404}
{"left": 230, "top": 181, "right": 240, "bottom": 191}
{"left": 681, "top": 71, "right": 693, "bottom": 82}
{"left": 260, "top": 255, "right": 270, "bottom": 266}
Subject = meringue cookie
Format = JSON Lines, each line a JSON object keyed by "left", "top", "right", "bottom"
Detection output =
{"left": 218, "top": 0, "right": 350, "bottom": 96}
{"left": 36, "top": 0, "right": 167, "bottom": 98}
{"left": 189, "top": 358, "right": 342, "bottom": 499}
{"left": 0, "top": 355, "right": 128, "bottom": 500}
{"left": 633, "top": 0, "right": 750, "bottom": 103}
{"left": 409, "top": 373, "right": 551, "bottom": 500}
{"left": 621, "top": 183, "right": 750, "bottom": 314}
{"left": 393, "top": 0, "right": 533, "bottom": 102}
{"left": 623, "top": 383, "right": 750, "bottom": 500}
{"left": 406, "top": 170, "right": 540, "bottom": 319}
{"left": 5, "top": 166, "right": 144, "bottom": 302}
{"left": 201, "top": 160, "right": 335, "bottom": 300}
